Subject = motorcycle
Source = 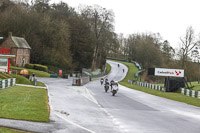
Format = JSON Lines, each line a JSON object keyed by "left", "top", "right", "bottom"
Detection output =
{"left": 112, "top": 84, "right": 118, "bottom": 96}
{"left": 104, "top": 82, "right": 109, "bottom": 92}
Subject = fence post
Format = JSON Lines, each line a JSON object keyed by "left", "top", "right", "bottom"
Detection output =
{"left": 8, "top": 79, "right": 10, "bottom": 87}
{"left": 195, "top": 91, "right": 198, "bottom": 98}
{"left": 2, "top": 80, "right": 5, "bottom": 88}
{"left": 5, "top": 79, "right": 8, "bottom": 88}
{"left": 10, "top": 78, "right": 13, "bottom": 86}
{"left": 186, "top": 89, "right": 190, "bottom": 96}
{"left": 13, "top": 78, "right": 16, "bottom": 85}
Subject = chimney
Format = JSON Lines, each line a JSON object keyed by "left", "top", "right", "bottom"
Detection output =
{"left": 22, "top": 34, "right": 25, "bottom": 39}
{"left": 8, "top": 32, "right": 12, "bottom": 38}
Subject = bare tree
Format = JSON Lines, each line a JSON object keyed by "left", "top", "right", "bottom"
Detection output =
{"left": 178, "top": 26, "right": 199, "bottom": 68}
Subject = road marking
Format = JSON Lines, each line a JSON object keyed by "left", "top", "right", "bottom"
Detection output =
{"left": 171, "top": 109, "right": 200, "bottom": 119}
{"left": 46, "top": 84, "right": 96, "bottom": 133}
{"left": 54, "top": 112, "right": 95, "bottom": 133}
{"left": 16, "top": 84, "right": 47, "bottom": 89}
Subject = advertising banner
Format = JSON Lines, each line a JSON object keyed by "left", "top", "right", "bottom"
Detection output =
{"left": 154, "top": 68, "right": 184, "bottom": 77}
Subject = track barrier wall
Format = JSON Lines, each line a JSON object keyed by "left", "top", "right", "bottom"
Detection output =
{"left": 135, "top": 81, "right": 165, "bottom": 92}
{"left": 0, "top": 78, "right": 16, "bottom": 90}
{"left": 181, "top": 88, "right": 200, "bottom": 99}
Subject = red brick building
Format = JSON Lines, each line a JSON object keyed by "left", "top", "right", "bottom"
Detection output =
{"left": 0, "top": 32, "right": 31, "bottom": 67}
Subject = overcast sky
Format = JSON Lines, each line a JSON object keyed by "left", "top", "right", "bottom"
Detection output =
{"left": 50, "top": 0, "right": 200, "bottom": 48}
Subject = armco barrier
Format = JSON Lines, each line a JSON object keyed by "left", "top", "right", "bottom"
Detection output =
{"left": 135, "top": 81, "right": 165, "bottom": 92}
{"left": 106, "top": 57, "right": 129, "bottom": 62}
{"left": 50, "top": 74, "right": 58, "bottom": 78}
{"left": 181, "top": 88, "right": 200, "bottom": 99}
{"left": 0, "top": 78, "right": 16, "bottom": 90}
{"left": 90, "top": 66, "right": 107, "bottom": 78}
{"left": 72, "top": 77, "right": 90, "bottom": 86}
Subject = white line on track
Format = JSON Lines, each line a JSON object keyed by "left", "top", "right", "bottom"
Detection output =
{"left": 46, "top": 84, "right": 96, "bottom": 133}
{"left": 54, "top": 112, "right": 95, "bottom": 133}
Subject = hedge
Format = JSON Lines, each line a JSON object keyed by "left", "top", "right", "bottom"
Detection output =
{"left": 34, "top": 64, "right": 48, "bottom": 72}
{"left": 25, "top": 64, "right": 48, "bottom": 72}
{"left": 25, "top": 64, "right": 34, "bottom": 69}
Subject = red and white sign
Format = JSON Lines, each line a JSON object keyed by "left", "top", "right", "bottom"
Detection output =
{"left": 155, "top": 68, "right": 184, "bottom": 77}
{"left": 59, "top": 70, "right": 62, "bottom": 76}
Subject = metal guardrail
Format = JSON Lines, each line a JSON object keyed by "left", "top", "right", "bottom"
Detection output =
{"left": 90, "top": 67, "right": 107, "bottom": 78}
{"left": 72, "top": 77, "right": 90, "bottom": 86}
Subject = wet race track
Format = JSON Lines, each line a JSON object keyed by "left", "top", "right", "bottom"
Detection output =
{"left": 37, "top": 60, "right": 200, "bottom": 133}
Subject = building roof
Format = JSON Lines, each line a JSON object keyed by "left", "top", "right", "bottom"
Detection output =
{"left": 11, "top": 36, "right": 31, "bottom": 49}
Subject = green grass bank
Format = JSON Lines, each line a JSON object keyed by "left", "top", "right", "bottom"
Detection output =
{"left": 110, "top": 60, "right": 200, "bottom": 107}
{"left": 0, "top": 86, "right": 49, "bottom": 122}
{"left": 10, "top": 66, "right": 50, "bottom": 77}
{"left": 105, "top": 63, "right": 111, "bottom": 75}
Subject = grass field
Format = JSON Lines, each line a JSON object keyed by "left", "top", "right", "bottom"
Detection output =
{"left": 10, "top": 66, "right": 50, "bottom": 77}
{"left": 0, "top": 86, "right": 49, "bottom": 122}
{"left": 111, "top": 60, "right": 200, "bottom": 107}
{"left": 189, "top": 82, "right": 200, "bottom": 91}
{"left": 0, "top": 127, "right": 26, "bottom": 133}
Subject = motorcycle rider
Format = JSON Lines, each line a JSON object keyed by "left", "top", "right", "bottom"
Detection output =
{"left": 105, "top": 78, "right": 108, "bottom": 83}
{"left": 110, "top": 80, "right": 115, "bottom": 91}
{"left": 100, "top": 78, "right": 104, "bottom": 85}
{"left": 111, "top": 81, "right": 119, "bottom": 96}
{"left": 104, "top": 79, "right": 110, "bottom": 92}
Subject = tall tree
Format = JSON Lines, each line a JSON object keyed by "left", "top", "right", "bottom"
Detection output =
{"left": 68, "top": 17, "right": 94, "bottom": 71}
{"left": 79, "top": 5, "right": 114, "bottom": 69}
{"left": 161, "top": 40, "right": 175, "bottom": 67}
{"left": 178, "top": 26, "right": 199, "bottom": 68}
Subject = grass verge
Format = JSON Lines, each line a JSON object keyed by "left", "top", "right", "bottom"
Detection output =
{"left": 105, "top": 63, "right": 111, "bottom": 75}
{"left": 0, "top": 86, "right": 49, "bottom": 122}
{"left": 10, "top": 66, "right": 50, "bottom": 77}
{"left": 10, "top": 74, "right": 45, "bottom": 87}
{"left": 111, "top": 60, "right": 200, "bottom": 107}
{"left": 189, "top": 82, "right": 200, "bottom": 91}
{"left": 0, "top": 126, "right": 27, "bottom": 133}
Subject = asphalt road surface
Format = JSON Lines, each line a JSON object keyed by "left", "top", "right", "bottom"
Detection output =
{"left": 36, "top": 60, "right": 200, "bottom": 133}
{"left": 85, "top": 60, "right": 200, "bottom": 133}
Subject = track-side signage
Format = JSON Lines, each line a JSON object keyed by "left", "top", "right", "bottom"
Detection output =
{"left": 154, "top": 68, "right": 184, "bottom": 77}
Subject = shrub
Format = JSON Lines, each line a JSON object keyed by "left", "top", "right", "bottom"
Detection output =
{"left": 23, "top": 64, "right": 48, "bottom": 72}
{"left": 34, "top": 64, "right": 48, "bottom": 72}
{"left": 25, "top": 64, "right": 34, "bottom": 69}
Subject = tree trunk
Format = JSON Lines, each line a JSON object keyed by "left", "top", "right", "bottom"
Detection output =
{"left": 91, "top": 45, "right": 99, "bottom": 70}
